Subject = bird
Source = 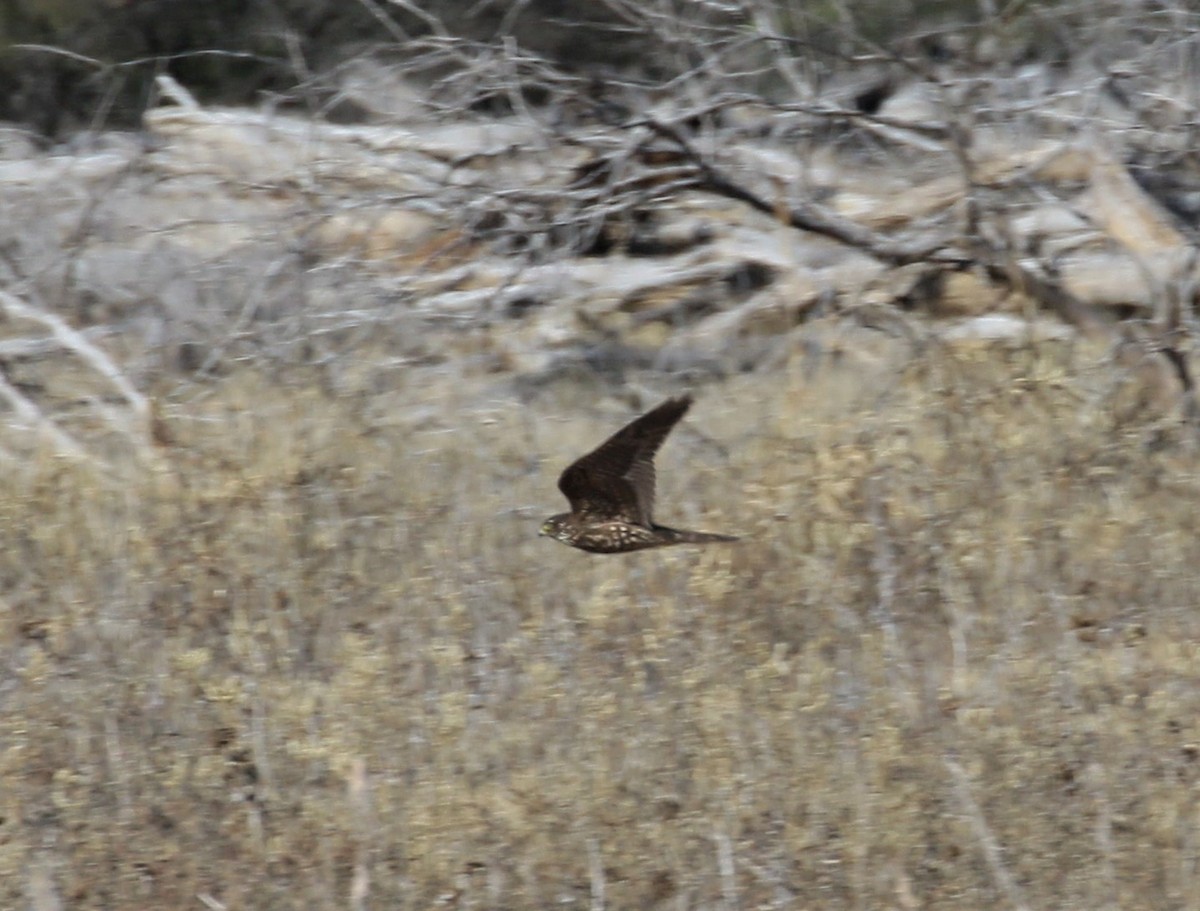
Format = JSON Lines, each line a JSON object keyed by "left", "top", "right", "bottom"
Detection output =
{"left": 539, "top": 395, "right": 739, "bottom": 553}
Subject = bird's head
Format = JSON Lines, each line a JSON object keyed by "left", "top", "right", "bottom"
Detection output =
{"left": 539, "top": 514, "right": 571, "bottom": 541}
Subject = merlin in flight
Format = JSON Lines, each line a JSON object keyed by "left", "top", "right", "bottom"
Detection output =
{"left": 539, "top": 395, "right": 739, "bottom": 553}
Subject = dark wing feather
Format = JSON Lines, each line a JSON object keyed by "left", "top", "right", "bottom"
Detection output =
{"left": 558, "top": 395, "right": 692, "bottom": 526}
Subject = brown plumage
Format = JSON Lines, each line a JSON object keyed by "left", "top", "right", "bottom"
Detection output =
{"left": 539, "top": 395, "right": 739, "bottom": 553}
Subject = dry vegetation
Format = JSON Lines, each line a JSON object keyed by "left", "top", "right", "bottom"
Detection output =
{"left": 5, "top": 1, "right": 1200, "bottom": 909}
{"left": 5, "top": 339, "right": 1200, "bottom": 909}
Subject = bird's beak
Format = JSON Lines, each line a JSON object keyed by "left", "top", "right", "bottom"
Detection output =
{"left": 538, "top": 523, "right": 550, "bottom": 537}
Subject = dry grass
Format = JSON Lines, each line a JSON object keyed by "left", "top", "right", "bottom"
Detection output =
{"left": 4, "top": 339, "right": 1200, "bottom": 910}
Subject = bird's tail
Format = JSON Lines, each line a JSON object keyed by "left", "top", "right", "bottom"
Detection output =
{"left": 657, "top": 526, "right": 740, "bottom": 545}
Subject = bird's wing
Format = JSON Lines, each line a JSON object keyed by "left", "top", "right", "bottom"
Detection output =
{"left": 558, "top": 396, "right": 691, "bottom": 526}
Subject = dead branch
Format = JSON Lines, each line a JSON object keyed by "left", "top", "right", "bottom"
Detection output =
{"left": 944, "top": 755, "right": 1032, "bottom": 911}
{"left": 642, "top": 116, "right": 1127, "bottom": 345}
{"left": 645, "top": 117, "right": 968, "bottom": 267}
{"left": 0, "top": 290, "right": 150, "bottom": 439}
{"left": 0, "top": 365, "right": 86, "bottom": 459}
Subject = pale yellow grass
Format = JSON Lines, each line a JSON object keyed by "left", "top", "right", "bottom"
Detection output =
{"left": 3, "top": 342, "right": 1200, "bottom": 910}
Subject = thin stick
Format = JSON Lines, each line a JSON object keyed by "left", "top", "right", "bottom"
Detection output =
{"left": 714, "top": 828, "right": 738, "bottom": 911}
{"left": 944, "top": 756, "right": 1031, "bottom": 911}
{"left": 0, "top": 290, "right": 149, "bottom": 432}
{"left": 0, "top": 368, "right": 85, "bottom": 459}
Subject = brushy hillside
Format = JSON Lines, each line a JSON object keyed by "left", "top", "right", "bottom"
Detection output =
{"left": 5, "top": 340, "right": 1200, "bottom": 910}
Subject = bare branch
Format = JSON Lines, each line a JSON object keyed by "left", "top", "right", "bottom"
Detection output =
{"left": 945, "top": 756, "right": 1032, "bottom": 911}
{"left": 0, "top": 290, "right": 149, "bottom": 433}
{"left": 0, "top": 366, "right": 86, "bottom": 460}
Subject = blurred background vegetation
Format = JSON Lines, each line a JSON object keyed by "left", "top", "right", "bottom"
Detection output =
{"left": 1, "top": 0, "right": 1078, "bottom": 135}
{"left": 5, "top": 1, "right": 1200, "bottom": 908}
